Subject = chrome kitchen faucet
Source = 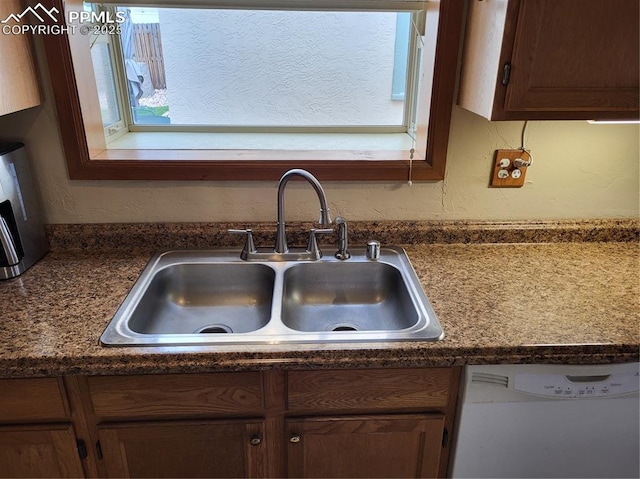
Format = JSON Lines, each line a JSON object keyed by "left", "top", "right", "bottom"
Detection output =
{"left": 229, "top": 168, "right": 335, "bottom": 261}
{"left": 275, "top": 168, "right": 331, "bottom": 253}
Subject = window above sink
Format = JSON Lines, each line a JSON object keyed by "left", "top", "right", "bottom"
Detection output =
{"left": 40, "top": 0, "right": 465, "bottom": 181}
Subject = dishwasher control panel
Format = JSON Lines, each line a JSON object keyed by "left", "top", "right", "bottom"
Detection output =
{"left": 514, "top": 367, "right": 639, "bottom": 399}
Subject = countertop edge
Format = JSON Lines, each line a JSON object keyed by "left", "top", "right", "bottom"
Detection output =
{"left": 2, "top": 345, "right": 638, "bottom": 378}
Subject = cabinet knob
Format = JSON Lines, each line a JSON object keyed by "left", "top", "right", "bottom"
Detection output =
{"left": 249, "top": 435, "right": 262, "bottom": 446}
{"left": 289, "top": 435, "right": 301, "bottom": 443}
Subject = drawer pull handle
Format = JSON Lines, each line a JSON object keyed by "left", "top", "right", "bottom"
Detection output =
{"left": 249, "top": 435, "right": 262, "bottom": 446}
{"left": 289, "top": 435, "right": 301, "bottom": 443}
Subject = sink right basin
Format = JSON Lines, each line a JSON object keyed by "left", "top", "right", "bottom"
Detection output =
{"left": 281, "top": 262, "right": 420, "bottom": 332}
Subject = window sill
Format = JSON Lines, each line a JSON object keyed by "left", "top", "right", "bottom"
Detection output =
{"left": 85, "top": 132, "right": 436, "bottom": 181}
{"left": 107, "top": 131, "right": 415, "bottom": 151}
{"left": 90, "top": 131, "right": 431, "bottom": 181}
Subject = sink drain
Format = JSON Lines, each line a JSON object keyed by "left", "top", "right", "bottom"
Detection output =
{"left": 194, "top": 324, "right": 233, "bottom": 334}
{"left": 331, "top": 324, "right": 359, "bottom": 332}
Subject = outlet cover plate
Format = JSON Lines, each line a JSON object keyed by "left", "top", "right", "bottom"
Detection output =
{"left": 490, "top": 149, "right": 530, "bottom": 188}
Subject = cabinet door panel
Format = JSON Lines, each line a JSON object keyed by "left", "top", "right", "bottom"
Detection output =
{"left": 0, "top": 0, "right": 41, "bottom": 115}
{"left": 286, "top": 414, "right": 445, "bottom": 478}
{"left": 505, "top": 0, "right": 639, "bottom": 113}
{"left": 0, "top": 425, "right": 84, "bottom": 478}
{"left": 98, "top": 420, "right": 265, "bottom": 478}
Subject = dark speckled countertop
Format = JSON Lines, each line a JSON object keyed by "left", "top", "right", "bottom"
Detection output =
{"left": 0, "top": 220, "right": 638, "bottom": 378}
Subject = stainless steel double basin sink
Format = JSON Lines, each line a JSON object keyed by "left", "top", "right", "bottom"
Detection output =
{"left": 100, "top": 247, "right": 444, "bottom": 346}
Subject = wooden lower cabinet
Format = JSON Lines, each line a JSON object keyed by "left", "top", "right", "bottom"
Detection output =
{"left": 286, "top": 415, "right": 445, "bottom": 478}
{"left": 0, "top": 368, "right": 459, "bottom": 478}
{"left": 0, "top": 378, "right": 83, "bottom": 478}
{"left": 97, "top": 420, "right": 266, "bottom": 478}
{"left": 0, "top": 425, "right": 84, "bottom": 478}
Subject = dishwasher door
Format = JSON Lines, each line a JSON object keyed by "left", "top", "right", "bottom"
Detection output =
{"left": 450, "top": 363, "right": 639, "bottom": 478}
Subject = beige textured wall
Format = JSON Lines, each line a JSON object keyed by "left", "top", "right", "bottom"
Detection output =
{"left": 0, "top": 40, "right": 638, "bottom": 224}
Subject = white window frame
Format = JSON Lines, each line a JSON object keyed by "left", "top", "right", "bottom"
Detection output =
{"left": 96, "top": 3, "right": 425, "bottom": 139}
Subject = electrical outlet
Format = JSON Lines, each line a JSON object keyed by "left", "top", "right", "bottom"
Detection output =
{"left": 489, "top": 149, "right": 531, "bottom": 188}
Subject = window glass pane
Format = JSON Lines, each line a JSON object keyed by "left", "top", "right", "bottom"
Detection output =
{"left": 90, "top": 42, "right": 122, "bottom": 127}
{"left": 392, "top": 12, "right": 411, "bottom": 101}
{"left": 113, "top": 6, "right": 409, "bottom": 128}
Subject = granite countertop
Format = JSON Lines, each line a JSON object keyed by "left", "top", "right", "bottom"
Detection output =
{"left": 0, "top": 220, "right": 638, "bottom": 378}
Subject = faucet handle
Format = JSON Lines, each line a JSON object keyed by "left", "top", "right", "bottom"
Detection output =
{"left": 228, "top": 229, "right": 258, "bottom": 256}
{"left": 307, "top": 228, "right": 334, "bottom": 257}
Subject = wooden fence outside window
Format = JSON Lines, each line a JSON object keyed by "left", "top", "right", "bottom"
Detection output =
{"left": 132, "top": 23, "right": 166, "bottom": 90}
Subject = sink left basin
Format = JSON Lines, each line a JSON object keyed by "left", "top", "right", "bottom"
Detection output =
{"left": 100, "top": 250, "right": 278, "bottom": 346}
{"left": 127, "top": 263, "right": 275, "bottom": 335}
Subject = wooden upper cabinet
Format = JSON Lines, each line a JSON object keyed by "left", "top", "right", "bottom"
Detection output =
{"left": 458, "top": 0, "right": 640, "bottom": 120}
{"left": 0, "top": 0, "right": 41, "bottom": 116}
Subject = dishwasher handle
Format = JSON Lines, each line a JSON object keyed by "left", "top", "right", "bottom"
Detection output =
{"left": 566, "top": 374, "right": 611, "bottom": 383}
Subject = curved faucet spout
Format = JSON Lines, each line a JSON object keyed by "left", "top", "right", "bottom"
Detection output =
{"left": 275, "top": 169, "right": 331, "bottom": 254}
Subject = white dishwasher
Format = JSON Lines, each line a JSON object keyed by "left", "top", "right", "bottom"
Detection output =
{"left": 450, "top": 363, "right": 639, "bottom": 478}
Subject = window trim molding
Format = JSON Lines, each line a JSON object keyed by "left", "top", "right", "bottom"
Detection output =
{"left": 42, "top": 0, "right": 464, "bottom": 181}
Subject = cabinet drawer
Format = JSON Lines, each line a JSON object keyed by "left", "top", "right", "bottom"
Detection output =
{"left": 87, "top": 372, "right": 264, "bottom": 420}
{"left": 0, "top": 378, "right": 69, "bottom": 423}
{"left": 287, "top": 368, "right": 452, "bottom": 413}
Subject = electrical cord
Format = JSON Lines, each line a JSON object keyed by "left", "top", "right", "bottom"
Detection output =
{"left": 408, "top": 148, "right": 414, "bottom": 186}
{"left": 515, "top": 120, "right": 533, "bottom": 168}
